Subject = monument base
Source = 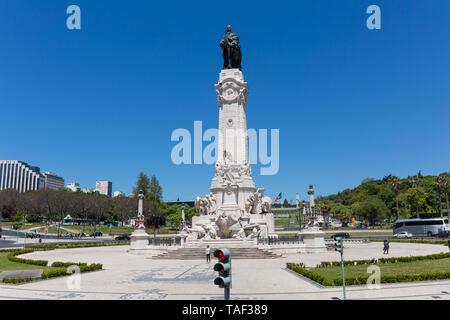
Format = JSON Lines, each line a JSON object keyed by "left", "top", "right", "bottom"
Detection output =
{"left": 298, "top": 228, "right": 327, "bottom": 253}
{"left": 129, "top": 228, "right": 149, "bottom": 254}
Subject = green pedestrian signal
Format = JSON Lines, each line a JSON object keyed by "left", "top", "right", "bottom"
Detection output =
{"left": 334, "top": 237, "right": 343, "bottom": 253}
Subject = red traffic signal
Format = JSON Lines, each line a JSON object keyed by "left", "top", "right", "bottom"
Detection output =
{"left": 214, "top": 249, "right": 229, "bottom": 262}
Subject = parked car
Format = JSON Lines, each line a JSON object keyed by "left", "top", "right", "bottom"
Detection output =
{"left": 90, "top": 231, "right": 103, "bottom": 237}
{"left": 394, "top": 231, "right": 412, "bottom": 239}
{"left": 115, "top": 234, "right": 130, "bottom": 241}
{"left": 331, "top": 232, "right": 350, "bottom": 239}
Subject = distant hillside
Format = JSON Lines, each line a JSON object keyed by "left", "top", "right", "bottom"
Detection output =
{"left": 314, "top": 172, "right": 449, "bottom": 225}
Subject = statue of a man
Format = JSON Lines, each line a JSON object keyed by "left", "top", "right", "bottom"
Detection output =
{"left": 220, "top": 25, "right": 242, "bottom": 70}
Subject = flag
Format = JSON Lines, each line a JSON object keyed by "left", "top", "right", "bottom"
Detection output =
{"left": 274, "top": 192, "right": 282, "bottom": 203}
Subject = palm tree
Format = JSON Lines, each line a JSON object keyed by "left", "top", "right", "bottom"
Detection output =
{"left": 386, "top": 175, "right": 401, "bottom": 220}
{"left": 440, "top": 173, "right": 450, "bottom": 219}
{"left": 408, "top": 175, "right": 420, "bottom": 217}
{"left": 433, "top": 175, "right": 444, "bottom": 217}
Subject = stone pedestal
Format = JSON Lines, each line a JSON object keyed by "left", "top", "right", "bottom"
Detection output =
{"left": 299, "top": 227, "right": 326, "bottom": 253}
{"left": 129, "top": 228, "right": 149, "bottom": 253}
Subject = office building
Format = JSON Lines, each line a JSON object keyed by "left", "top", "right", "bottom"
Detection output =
{"left": 0, "top": 160, "right": 44, "bottom": 192}
{"left": 42, "top": 172, "right": 65, "bottom": 190}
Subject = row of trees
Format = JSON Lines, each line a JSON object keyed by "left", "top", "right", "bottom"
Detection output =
{"left": 0, "top": 188, "right": 158, "bottom": 226}
{"left": 0, "top": 172, "right": 195, "bottom": 229}
{"left": 315, "top": 172, "right": 450, "bottom": 225}
{"left": 0, "top": 172, "right": 166, "bottom": 227}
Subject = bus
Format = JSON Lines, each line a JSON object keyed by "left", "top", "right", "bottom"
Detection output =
{"left": 393, "top": 218, "right": 450, "bottom": 237}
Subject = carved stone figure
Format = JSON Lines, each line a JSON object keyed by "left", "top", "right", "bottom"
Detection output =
{"left": 232, "top": 227, "right": 246, "bottom": 239}
{"left": 239, "top": 161, "right": 251, "bottom": 177}
{"left": 220, "top": 25, "right": 242, "bottom": 70}
{"left": 261, "top": 196, "right": 272, "bottom": 213}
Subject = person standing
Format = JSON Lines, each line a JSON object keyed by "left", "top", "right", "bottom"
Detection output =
{"left": 383, "top": 240, "right": 390, "bottom": 254}
{"left": 206, "top": 245, "right": 211, "bottom": 263}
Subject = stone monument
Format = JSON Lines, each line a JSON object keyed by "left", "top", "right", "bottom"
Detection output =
{"left": 129, "top": 190, "right": 149, "bottom": 251}
{"left": 187, "top": 26, "right": 276, "bottom": 241}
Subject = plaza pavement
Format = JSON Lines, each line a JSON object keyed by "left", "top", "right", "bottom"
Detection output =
{"left": 0, "top": 242, "right": 449, "bottom": 300}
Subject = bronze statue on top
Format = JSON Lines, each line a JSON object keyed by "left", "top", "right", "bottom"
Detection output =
{"left": 220, "top": 25, "right": 242, "bottom": 70}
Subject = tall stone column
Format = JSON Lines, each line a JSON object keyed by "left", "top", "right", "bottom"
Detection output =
{"left": 130, "top": 190, "right": 149, "bottom": 252}
{"left": 308, "top": 185, "right": 315, "bottom": 215}
{"left": 210, "top": 69, "right": 256, "bottom": 214}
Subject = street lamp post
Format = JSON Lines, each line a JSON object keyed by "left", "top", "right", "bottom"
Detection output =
{"left": 181, "top": 204, "right": 185, "bottom": 229}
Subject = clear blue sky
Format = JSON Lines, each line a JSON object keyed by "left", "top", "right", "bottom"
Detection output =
{"left": 1, "top": 1, "right": 449, "bottom": 202}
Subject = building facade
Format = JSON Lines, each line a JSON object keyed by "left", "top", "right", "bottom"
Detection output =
{"left": 96, "top": 181, "right": 112, "bottom": 196}
{"left": 66, "top": 182, "right": 80, "bottom": 192}
{"left": 0, "top": 160, "right": 44, "bottom": 192}
{"left": 42, "top": 172, "right": 65, "bottom": 190}
{"left": 113, "top": 191, "right": 125, "bottom": 197}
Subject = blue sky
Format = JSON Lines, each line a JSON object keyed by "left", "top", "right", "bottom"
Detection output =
{"left": 1, "top": 1, "right": 449, "bottom": 202}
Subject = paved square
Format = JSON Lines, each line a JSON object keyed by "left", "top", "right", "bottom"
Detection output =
{"left": 0, "top": 242, "right": 449, "bottom": 300}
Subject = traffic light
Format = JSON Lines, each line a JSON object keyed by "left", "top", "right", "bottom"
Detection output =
{"left": 213, "top": 248, "right": 232, "bottom": 288}
{"left": 334, "top": 237, "right": 343, "bottom": 253}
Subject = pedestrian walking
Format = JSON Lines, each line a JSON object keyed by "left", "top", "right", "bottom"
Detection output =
{"left": 383, "top": 239, "right": 389, "bottom": 254}
{"left": 206, "top": 245, "right": 211, "bottom": 263}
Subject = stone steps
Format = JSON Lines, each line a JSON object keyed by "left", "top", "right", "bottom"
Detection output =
{"left": 152, "top": 247, "right": 281, "bottom": 260}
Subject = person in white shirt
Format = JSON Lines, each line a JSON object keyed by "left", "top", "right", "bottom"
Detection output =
{"left": 206, "top": 245, "right": 211, "bottom": 263}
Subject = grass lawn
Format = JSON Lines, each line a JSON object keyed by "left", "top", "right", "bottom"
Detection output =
{"left": 60, "top": 225, "right": 178, "bottom": 235}
{"left": 311, "top": 258, "right": 450, "bottom": 281}
{"left": 324, "top": 231, "right": 393, "bottom": 237}
{"left": 0, "top": 252, "right": 54, "bottom": 272}
{"left": 0, "top": 222, "right": 46, "bottom": 230}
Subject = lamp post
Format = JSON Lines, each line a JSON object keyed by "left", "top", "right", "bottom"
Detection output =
{"left": 181, "top": 204, "right": 186, "bottom": 229}
{"left": 301, "top": 200, "right": 306, "bottom": 231}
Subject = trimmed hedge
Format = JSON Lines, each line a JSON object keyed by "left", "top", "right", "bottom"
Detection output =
{"left": 7, "top": 250, "right": 48, "bottom": 266}
{"left": 41, "top": 263, "right": 103, "bottom": 279}
{"left": 371, "top": 239, "right": 448, "bottom": 245}
{"left": 26, "top": 241, "right": 129, "bottom": 250}
{"left": 2, "top": 277, "right": 33, "bottom": 284}
{"left": 2, "top": 246, "right": 103, "bottom": 283}
{"left": 316, "top": 252, "right": 450, "bottom": 268}
{"left": 51, "top": 261, "right": 88, "bottom": 268}
{"left": 287, "top": 262, "right": 450, "bottom": 287}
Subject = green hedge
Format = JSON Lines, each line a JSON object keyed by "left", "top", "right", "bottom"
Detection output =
{"left": 2, "top": 277, "right": 34, "bottom": 284}
{"left": 26, "top": 241, "right": 129, "bottom": 250}
{"left": 316, "top": 252, "right": 450, "bottom": 268}
{"left": 287, "top": 263, "right": 450, "bottom": 286}
{"left": 51, "top": 261, "right": 88, "bottom": 268}
{"left": 41, "top": 263, "right": 103, "bottom": 279}
{"left": 2, "top": 247, "right": 103, "bottom": 283}
{"left": 371, "top": 239, "right": 448, "bottom": 245}
{"left": 7, "top": 250, "right": 48, "bottom": 266}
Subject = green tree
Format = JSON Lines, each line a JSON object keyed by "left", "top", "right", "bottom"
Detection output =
{"left": 148, "top": 175, "right": 163, "bottom": 203}
{"left": 433, "top": 175, "right": 444, "bottom": 217}
{"left": 441, "top": 173, "right": 450, "bottom": 219}
{"left": 133, "top": 172, "right": 150, "bottom": 197}
{"left": 351, "top": 196, "right": 389, "bottom": 226}
{"left": 385, "top": 175, "right": 401, "bottom": 220}
{"left": 330, "top": 203, "right": 352, "bottom": 223}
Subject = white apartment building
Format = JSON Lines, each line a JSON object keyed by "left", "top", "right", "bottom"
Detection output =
{"left": 113, "top": 191, "right": 125, "bottom": 197}
{"left": 96, "top": 181, "right": 112, "bottom": 196}
{"left": 66, "top": 182, "right": 80, "bottom": 192}
{"left": 0, "top": 160, "right": 44, "bottom": 192}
